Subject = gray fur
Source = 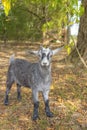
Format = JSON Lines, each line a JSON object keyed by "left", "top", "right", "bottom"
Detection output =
{"left": 4, "top": 46, "right": 63, "bottom": 119}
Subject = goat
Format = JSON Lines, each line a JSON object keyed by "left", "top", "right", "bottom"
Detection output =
{"left": 4, "top": 46, "right": 63, "bottom": 120}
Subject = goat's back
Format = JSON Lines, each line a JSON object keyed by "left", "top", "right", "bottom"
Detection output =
{"left": 7, "top": 58, "right": 51, "bottom": 91}
{"left": 8, "top": 59, "right": 34, "bottom": 87}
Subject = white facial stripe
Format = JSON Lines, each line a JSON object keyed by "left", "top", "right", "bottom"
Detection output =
{"left": 39, "top": 47, "right": 52, "bottom": 67}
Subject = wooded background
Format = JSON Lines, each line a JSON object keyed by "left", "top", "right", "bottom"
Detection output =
{"left": 1, "top": 0, "right": 86, "bottom": 66}
{"left": 0, "top": 1, "right": 87, "bottom": 130}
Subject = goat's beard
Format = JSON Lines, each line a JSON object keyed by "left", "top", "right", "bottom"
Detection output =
{"left": 41, "top": 64, "right": 51, "bottom": 70}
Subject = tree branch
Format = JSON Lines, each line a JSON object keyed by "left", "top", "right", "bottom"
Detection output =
{"left": 24, "top": 8, "right": 42, "bottom": 21}
{"left": 71, "top": 35, "right": 87, "bottom": 68}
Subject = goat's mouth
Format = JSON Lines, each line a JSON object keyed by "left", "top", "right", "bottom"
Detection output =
{"left": 41, "top": 64, "right": 50, "bottom": 68}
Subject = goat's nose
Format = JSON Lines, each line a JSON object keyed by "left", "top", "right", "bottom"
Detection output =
{"left": 43, "top": 62, "right": 47, "bottom": 65}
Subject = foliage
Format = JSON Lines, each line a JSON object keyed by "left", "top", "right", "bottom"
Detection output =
{"left": 2, "top": 0, "right": 11, "bottom": 16}
{"left": 2, "top": 0, "right": 17, "bottom": 16}
{"left": 65, "top": 41, "right": 74, "bottom": 55}
{"left": 0, "top": 0, "right": 84, "bottom": 42}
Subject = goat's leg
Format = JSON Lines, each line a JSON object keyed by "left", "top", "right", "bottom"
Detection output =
{"left": 4, "top": 81, "right": 14, "bottom": 105}
{"left": 32, "top": 89, "right": 39, "bottom": 120}
{"left": 43, "top": 90, "right": 53, "bottom": 117}
{"left": 17, "top": 84, "right": 21, "bottom": 101}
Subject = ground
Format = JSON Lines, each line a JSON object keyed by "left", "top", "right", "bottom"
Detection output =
{"left": 0, "top": 43, "right": 87, "bottom": 130}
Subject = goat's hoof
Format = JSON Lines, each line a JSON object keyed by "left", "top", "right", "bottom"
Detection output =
{"left": 46, "top": 112, "right": 54, "bottom": 117}
{"left": 4, "top": 100, "right": 9, "bottom": 105}
{"left": 17, "top": 96, "right": 22, "bottom": 101}
{"left": 32, "top": 114, "right": 39, "bottom": 121}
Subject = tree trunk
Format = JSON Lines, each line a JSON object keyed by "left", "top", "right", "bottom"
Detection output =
{"left": 3, "top": 28, "right": 7, "bottom": 44}
{"left": 66, "top": 13, "right": 70, "bottom": 44}
{"left": 69, "top": 0, "right": 87, "bottom": 65}
{"left": 66, "top": 0, "right": 70, "bottom": 44}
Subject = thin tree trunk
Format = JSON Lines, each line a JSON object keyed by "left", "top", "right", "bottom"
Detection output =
{"left": 69, "top": 0, "right": 87, "bottom": 65}
{"left": 3, "top": 28, "right": 7, "bottom": 44}
{"left": 66, "top": 12, "right": 70, "bottom": 44}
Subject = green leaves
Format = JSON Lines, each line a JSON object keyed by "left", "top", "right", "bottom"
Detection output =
{"left": 0, "top": 0, "right": 83, "bottom": 42}
{"left": 79, "top": 4, "right": 84, "bottom": 17}
{"left": 65, "top": 42, "right": 74, "bottom": 55}
{"left": 2, "top": 0, "right": 17, "bottom": 16}
{"left": 2, "top": 0, "right": 11, "bottom": 16}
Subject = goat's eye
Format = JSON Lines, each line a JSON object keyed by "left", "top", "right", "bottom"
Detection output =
{"left": 47, "top": 53, "right": 52, "bottom": 59}
{"left": 47, "top": 53, "right": 51, "bottom": 59}
{"left": 41, "top": 53, "right": 46, "bottom": 59}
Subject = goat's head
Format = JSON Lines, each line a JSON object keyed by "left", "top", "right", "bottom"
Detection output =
{"left": 28, "top": 46, "right": 63, "bottom": 67}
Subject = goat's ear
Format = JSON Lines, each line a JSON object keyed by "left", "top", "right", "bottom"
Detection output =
{"left": 27, "top": 50, "right": 39, "bottom": 56}
{"left": 52, "top": 46, "right": 64, "bottom": 55}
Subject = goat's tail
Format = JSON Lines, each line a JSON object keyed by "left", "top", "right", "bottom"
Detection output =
{"left": 9, "top": 54, "right": 15, "bottom": 64}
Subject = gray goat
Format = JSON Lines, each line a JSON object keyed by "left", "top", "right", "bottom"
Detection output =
{"left": 4, "top": 46, "right": 63, "bottom": 120}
